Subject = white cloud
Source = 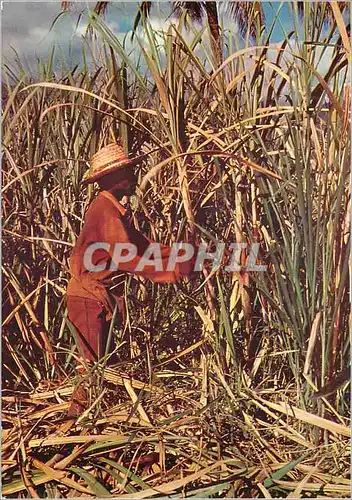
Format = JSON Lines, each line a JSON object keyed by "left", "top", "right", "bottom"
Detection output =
{"left": 2, "top": 1, "right": 346, "bottom": 93}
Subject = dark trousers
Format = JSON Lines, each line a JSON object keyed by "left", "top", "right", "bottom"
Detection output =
{"left": 66, "top": 296, "right": 111, "bottom": 362}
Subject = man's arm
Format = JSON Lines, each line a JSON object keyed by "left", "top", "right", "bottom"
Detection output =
{"left": 126, "top": 216, "right": 196, "bottom": 277}
{"left": 99, "top": 207, "right": 182, "bottom": 283}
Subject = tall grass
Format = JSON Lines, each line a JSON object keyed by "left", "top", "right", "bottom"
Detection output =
{"left": 2, "top": 3, "right": 350, "bottom": 498}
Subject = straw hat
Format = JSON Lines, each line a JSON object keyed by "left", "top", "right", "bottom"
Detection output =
{"left": 82, "top": 143, "right": 139, "bottom": 185}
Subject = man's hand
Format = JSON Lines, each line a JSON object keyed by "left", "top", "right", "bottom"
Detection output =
{"left": 178, "top": 252, "right": 198, "bottom": 278}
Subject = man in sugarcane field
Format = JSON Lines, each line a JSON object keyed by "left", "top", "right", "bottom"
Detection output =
{"left": 66, "top": 143, "right": 195, "bottom": 416}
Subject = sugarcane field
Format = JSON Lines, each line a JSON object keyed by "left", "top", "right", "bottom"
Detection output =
{"left": 2, "top": 1, "right": 351, "bottom": 498}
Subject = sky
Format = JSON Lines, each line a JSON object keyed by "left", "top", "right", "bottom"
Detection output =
{"left": 2, "top": 1, "right": 294, "bottom": 74}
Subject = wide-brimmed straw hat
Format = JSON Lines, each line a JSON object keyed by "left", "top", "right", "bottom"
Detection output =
{"left": 82, "top": 143, "right": 139, "bottom": 185}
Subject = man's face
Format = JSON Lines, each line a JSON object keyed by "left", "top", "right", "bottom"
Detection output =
{"left": 100, "top": 167, "right": 138, "bottom": 195}
{"left": 115, "top": 168, "right": 137, "bottom": 196}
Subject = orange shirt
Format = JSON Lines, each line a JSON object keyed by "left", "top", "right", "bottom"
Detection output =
{"left": 67, "top": 190, "right": 184, "bottom": 320}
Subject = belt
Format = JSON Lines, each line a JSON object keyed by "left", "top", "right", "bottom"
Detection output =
{"left": 67, "top": 274, "right": 115, "bottom": 321}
